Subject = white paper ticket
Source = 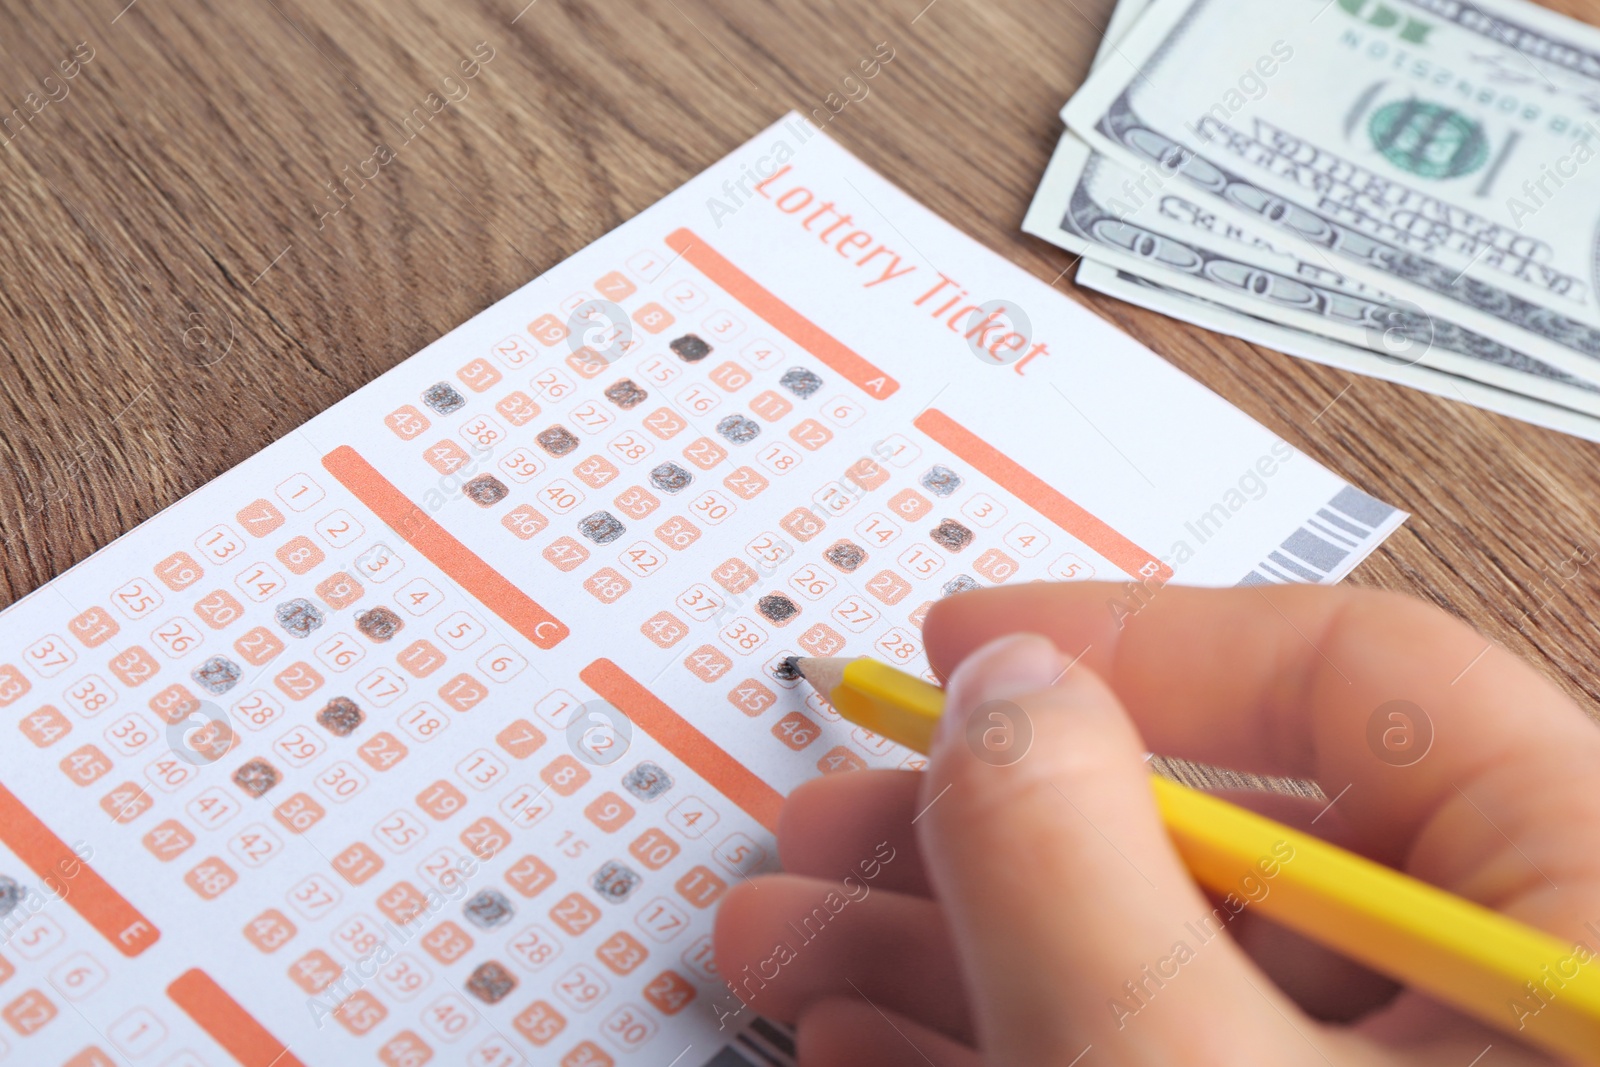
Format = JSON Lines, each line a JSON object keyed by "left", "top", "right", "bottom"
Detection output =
{"left": 0, "top": 114, "right": 1403, "bottom": 1067}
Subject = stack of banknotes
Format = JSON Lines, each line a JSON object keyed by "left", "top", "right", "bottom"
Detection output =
{"left": 1025, "top": 0, "right": 1600, "bottom": 440}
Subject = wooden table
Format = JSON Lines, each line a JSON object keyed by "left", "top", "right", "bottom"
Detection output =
{"left": 3, "top": 0, "right": 1598, "bottom": 721}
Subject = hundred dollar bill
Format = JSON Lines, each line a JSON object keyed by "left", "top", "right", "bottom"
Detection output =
{"left": 1075, "top": 258, "right": 1600, "bottom": 440}
{"left": 1023, "top": 134, "right": 1600, "bottom": 416}
{"left": 1062, "top": 0, "right": 1600, "bottom": 383}
{"left": 1056, "top": 0, "right": 1600, "bottom": 430}
{"left": 1059, "top": 0, "right": 1600, "bottom": 431}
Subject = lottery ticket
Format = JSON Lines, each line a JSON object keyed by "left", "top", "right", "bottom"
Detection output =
{"left": 0, "top": 113, "right": 1402, "bottom": 1067}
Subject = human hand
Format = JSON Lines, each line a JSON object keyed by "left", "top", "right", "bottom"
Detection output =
{"left": 712, "top": 582, "right": 1600, "bottom": 1064}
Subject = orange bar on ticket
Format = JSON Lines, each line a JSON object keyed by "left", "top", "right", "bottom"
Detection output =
{"left": 664, "top": 227, "right": 899, "bottom": 400}
{"left": 914, "top": 408, "right": 1173, "bottom": 583}
{"left": 0, "top": 783, "right": 158, "bottom": 957}
{"left": 168, "top": 969, "right": 304, "bottom": 1067}
{"left": 580, "top": 659, "right": 784, "bottom": 833}
{"left": 322, "top": 445, "right": 569, "bottom": 649}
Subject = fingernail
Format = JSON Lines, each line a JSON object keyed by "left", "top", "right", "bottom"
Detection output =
{"left": 934, "top": 633, "right": 1064, "bottom": 752}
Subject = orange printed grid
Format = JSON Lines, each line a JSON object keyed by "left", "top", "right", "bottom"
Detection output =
{"left": 913, "top": 408, "right": 1173, "bottom": 583}
{"left": 168, "top": 969, "right": 305, "bottom": 1067}
{"left": 663, "top": 228, "right": 899, "bottom": 400}
{"left": 579, "top": 659, "right": 783, "bottom": 833}
{"left": 321, "top": 445, "right": 569, "bottom": 649}
{"left": 0, "top": 782, "right": 158, "bottom": 957}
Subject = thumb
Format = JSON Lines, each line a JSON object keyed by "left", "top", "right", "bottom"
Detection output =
{"left": 916, "top": 633, "right": 1328, "bottom": 1064}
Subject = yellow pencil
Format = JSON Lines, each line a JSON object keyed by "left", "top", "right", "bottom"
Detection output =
{"left": 795, "top": 655, "right": 1600, "bottom": 1064}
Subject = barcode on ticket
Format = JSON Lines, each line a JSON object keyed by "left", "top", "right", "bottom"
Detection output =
{"left": 1238, "top": 487, "right": 1397, "bottom": 586}
{"left": 707, "top": 1016, "right": 797, "bottom": 1066}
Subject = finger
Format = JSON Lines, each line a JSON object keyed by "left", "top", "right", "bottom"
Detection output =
{"left": 778, "top": 770, "right": 932, "bottom": 897}
{"left": 712, "top": 874, "right": 972, "bottom": 1043}
{"left": 919, "top": 633, "right": 1335, "bottom": 1062}
{"left": 796, "top": 997, "right": 981, "bottom": 1067}
{"left": 1229, "top": 912, "right": 1399, "bottom": 1023}
{"left": 1358, "top": 995, "right": 1552, "bottom": 1066}
{"left": 1204, "top": 790, "right": 1400, "bottom": 1019}
{"left": 775, "top": 779, "right": 1385, "bottom": 1030}
{"left": 922, "top": 583, "right": 1600, "bottom": 878}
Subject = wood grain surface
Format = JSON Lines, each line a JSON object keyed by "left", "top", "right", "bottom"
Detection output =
{"left": 2, "top": 0, "right": 1599, "bottom": 727}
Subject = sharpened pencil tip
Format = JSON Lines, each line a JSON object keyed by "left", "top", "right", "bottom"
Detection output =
{"left": 791, "top": 656, "right": 852, "bottom": 697}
